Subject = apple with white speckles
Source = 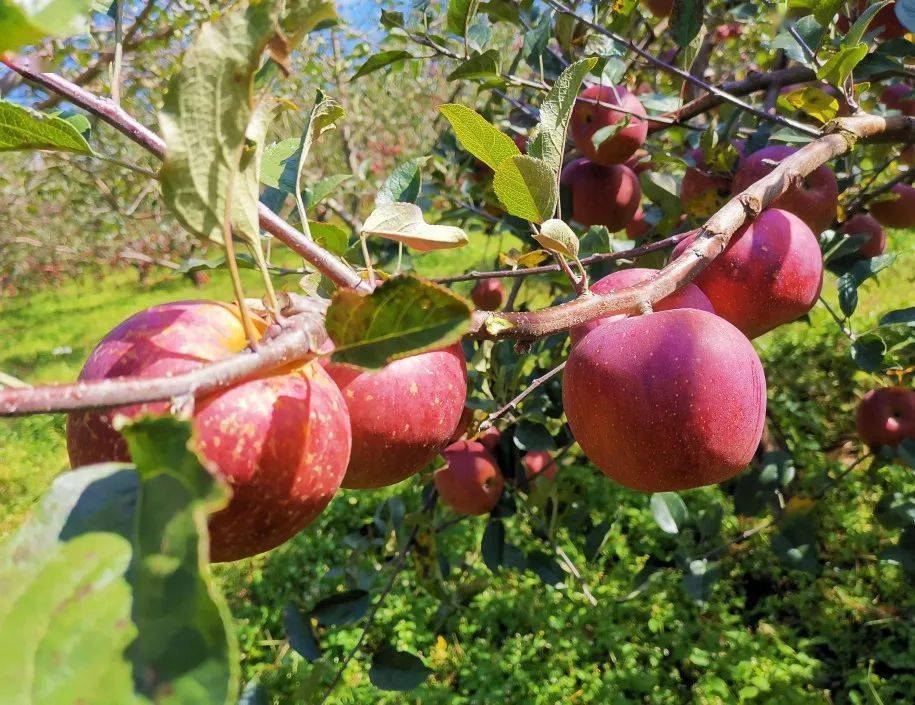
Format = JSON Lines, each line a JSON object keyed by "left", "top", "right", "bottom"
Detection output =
{"left": 66, "top": 300, "right": 351, "bottom": 562}
{"left": 326, "top": 344, "right": 468, "bottom": 489}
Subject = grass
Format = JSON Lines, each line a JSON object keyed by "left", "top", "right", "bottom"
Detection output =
{"left": 1, "top": 230, "right": 913, "bottom": 704}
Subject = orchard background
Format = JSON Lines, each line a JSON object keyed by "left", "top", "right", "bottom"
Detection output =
{"left": 1, "top": 0, "right": 915, "bottom": 703}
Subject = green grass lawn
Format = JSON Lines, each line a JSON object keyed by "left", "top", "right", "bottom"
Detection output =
{"left": 1, "top": 230, "right": 914, "bottom": 704}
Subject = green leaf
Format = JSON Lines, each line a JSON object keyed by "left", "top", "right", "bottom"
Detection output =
{"left": 302, "top": 173, "right": 352, "bottom": 209}
{"left": 773, "top": 15, "right": 827, "bottom": 64}
{"left": 850, "top": 333, "right": 886, "bottom": 371}
{"left": 771, "top": 516, "right": 820, "bottom": 575}
{"left": 844, "top": 0, "right": 893, "bottom": 46}
{"left": 527, "top": 57, "right": 597, "bottom": 175}
{"left": 650, "top": 493, "right": 688, "bottom": 534}
{"left": 159, "top": 0, "right": 282, "bottom": 246}
{"left": 309, "top": 221, "right": 349, "bottom": 256}
{"left": 446, "top": 49, "right": 502, "bottom": 82}
{"left": 326, "top": 274, "right": 472, "bottom": 368}
{"left": 481, "top": 519, "right": 525, "bottom": 571}
{"left": 239, "top": 680, "right": 269, "bottom": 705}
{"left": 260, "top": 137, "right": 298, "bottom": 189}
{"left": 447, "top": 0, "right": 481, "bottom": 37}
{"left": 493, "top": 154, "right": 558, "bottom": 223}
{"left": 524, "top": 9, "right": 553, "bottom": 66}
{"left": 535, "top": 218, "right": 579, "bottom": 258}
{"left": 369, "top": 646, "right": 432, "bottom": 691}
{"left": 876, "top": 492, "right": 915, "bottom": 529}
{"left": 352, "top": 50, "right": 414, "bottom": 80}
{"left": 292, "top": 90, "right": 346, "bottom": 226}
{"left": 438, "top": 103, "right": 520, "bottom": 170}
{"left": 879, "top": 307, "right": 915, "bottom": 327}
{"left": 670, "top": 0, "right": 706, "bottom": 47}
{"left": 0, "top": 416, "right": 237, "bottom": 705}
{"left": 817, "top": 43, "right": 869, "bottom": 86}
{"left": 776, "top": 87, "right": 840, "bottom": 123}
{"left": 310, "top": 589, "right": 369, "bottom": 626}
{"left": 362, "top": 202, "right": 468, "bottom": 251}
{"left": 512, "top": 420, "right": 556, "bottom": 451}
{"left": 0, "top": 100, "right": 91, "bottom": 154}
{"left": 837, "top": 273, "right": 859, "bottom": 316}
{"left": 283, "top": 603, "right": 321, "bottom": 661}
{"left": 377, "top": 156, "right": 429, "bottom": 205}
{"left": 282, "top": 0, "right": 338, "bottom": 38}
{"left": 682, "top": 559, "right": 720, "bottom": 604}
{"left": 526, "top": 550, "right": 564, "bottom": 585}
{"left": 0, "top": 0, "right": 92, "bottom": 53}
{"left": 812, "top": 0, "right": 844, "bottom": 28}
{"left": 591, "top": 116, "right": 631, "bottom": 151}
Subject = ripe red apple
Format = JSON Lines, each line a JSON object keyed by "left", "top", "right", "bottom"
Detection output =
{"left": 880, "top": 83, "right": 915, "bottom": 115}
{"left": 471, "top": 278, "right": 505, "bottom": 311}
{"left": 841, "top": 213, "right": 886, "bottom": 258}
{"left": 435, "top": 441, "right": 505, "bottom": 515}
{"left": 856, "top": 387, "right": 915, "bottom": 448}
{"left": 671, "top": 208, "right": 824, "bottom": 339}
{"left": 66, "top": 300, "right": 351, "bottom": 562}
{"left": 641, "top": 0, "right": 673, "bottom": 17}
{"left": 477, "top": 426, "right": 501, "bottom": 451}
{"left": 838, "top": 2, "right": 907, "bottom": 40}
{"left": 570, "top": 267, "right": 714, "bottom": 343}
{"left": 326, "top": 344, "right": 467, "bottom": 489}
{"left": 869, "top": 183, "right": 915, "bottom": 229}
{"left": 448, "top": 406, "right": 474, "bottom": 444}
{"left": 523, "top": 450, "right": 559, "bottom": 482}
{"left": 570, "top": 84, "right": 648, "bottom": 166}
{"left": 560, "top": 158, "right": 641, "bottom": 231}
{"left": 731, "top": 145, "right": 839, "bottom": 234}
{"left": 625, "top": 207, "right": 651, "bottom": 238}
{"left": 563, "top": 308, "right": 767, "bottom": 491}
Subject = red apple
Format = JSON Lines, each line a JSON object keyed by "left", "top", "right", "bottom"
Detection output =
{"left": 901, "top": 145, "right": 915, "bottom": 166}
{"left": 435, "top": 441, "right": 505, "bottom": 515}
{"left": 856, "top": 387, "right": 915, "bottom": 448}
{"left": 570, "top": 84, "right": 649, "bottom": 166}
{"left": 471, "top": 278, "right": 505, "bottom": 311}
{"left": 881, "top": 84, "right": 915, "bottom": 115}
{"left": 477, "top": 426, "right": 501, "bottom": 451}
{"left": 523, "top": 450, "right": 559, "bottom": 482}
{"left": 641, "top": 0, "right": 673, "bottom": 17}
{"left": 448, "top": 406, "right": 475, "bottom": 444}
{"left": 570, "top": 267, "right": 714, "bottom": 343}
{"left": 561, "top": 158, "right": 641, "bottom": 231}
{"left": 841, "top": 213, "right": 886, "bottom": 258}
{"left": 870, "top": 183, "right": 915, "bottom": 229}
{"left": 66, "top": 300, "right": 351, "bottom": 562}
{"left": 731, "top": 145, "right": 839, "bottom": 234}
{"left": 563, "top": 308, "right": 767, "bottom": 491}
{"left": 671, "top": 209, "right": 824, "bottom": 338}
{"left": 625, "top": 207, "right": 651, "bottom": 238}
{"left": 326, "top": 344, "right": 467, "bottom": 489}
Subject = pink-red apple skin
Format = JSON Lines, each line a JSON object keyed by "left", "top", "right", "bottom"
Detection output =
{"left": 561, "top": 158, "right": 641, "bottom": 231}
{"left": 732, "top": 145, "right": 838, "bottom": 234}
{"left": 570, "top": 267, "right": 714, "bottom": 343}
{"left": 563, "top": 308, "right": 767, "bottom": 492}
{"left": 881, "top": 84, "right": 915, "bottom": 115}
{"left": 870, "top": 184, "right": 915, "bottom": 229}
{"left": 672, "top": 209, "right": 824, "bottom": 338}
{"left": 841, "top": 213, "right": 886, "bottom": 258}
{"left": 326, "top": 345, "right": 467, "bottom": 489}
{"left": 66, "top": 300, "right": 351, "bottom": 562}
{"left": 477, "top": 426, "right": 501, "bottom": 451}
{"left": 523, "top": 450, "right": 559, "bottom": 482}
{"left": 471, "top": 279, "right": 505, "bottom": 311}
{"left": 436, "top": 441, "right": 505, "bottom": 515}
{"left": 625, "top": 207, "right": 651, "bottom": 238}
{"left": 570, "top": 84, "right": 648, "bottom": 166}
{"left": 448, "top": 406, "right": 475, "bottom": 445}
{"left": 856, "top": 387, "right": 915, "bottom": 448}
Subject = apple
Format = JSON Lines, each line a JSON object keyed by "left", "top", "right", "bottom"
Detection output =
{"left": 326, "top": 344, "right": 467, "bottom": 489}
{"left": 471, "top": 278, "right": 505, "bottom": 311}
{"left": 564, "top": 308, "right": 766, "bottom": 491}
{"left": 522, "top": 450, "right": 559, "bottom": 482}
{"left": 478, "top": 426, "right": 501, "bottom": 451}
{"left": 625, "top": 207, "right": 651, "bottom": 238}
{"left": 641, "top": 0, "right": 673, "bottom": 17}
{"left": 869, "top": 183, "right": 915, "bottom": 229}
{"left": 880, "top": 83, "right": 915, "bottom": 115}
{"left": 841, "top": 213, "right": 886, "bottom": 258}
{"left": 731, "top": 145, "right": 839, "bottom": 234}
{"left": 570, "top": 84, "right": 648, "bottom": 166}
{"left": 570, "top": 267, "right": 714, "bottom": 343}
{"left": 66, "top": 300, "right": 351, "bottom": 562}
{"left": 448, "top": 406, "right": 475, "bottom": 444}
{"left": 435, "top": 441, "right": 505, "bottom": 515}
{"left": 856, "top": 387, "right": 915, "bottom": 448}
{"left": 625, "top": 149, "right": 652, "bottom": 174}
{"left": 671, "top": 209, "right": 823, "bottom": 338}
{"left": 560, "top": 158, "right": 641, "bottom": 231}
{"left": 901, "top": 145, "right": 915, "bottom": 166}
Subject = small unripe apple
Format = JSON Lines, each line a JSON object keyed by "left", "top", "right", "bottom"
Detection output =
{"left": 66, "top": 300, "right": 351, "bottom": 562}
{"left": 471, "top": 278, "right": 505, "bottom": 311}
{"left": 841, "top": 213, "right": 886, "bottom": 258}
{"left": 326, "top": 344, "right": 467, "bottom": 489}
{"left": 880, "top": 83, "right": 915, "bottom": 115}
{"left": 560, "top": 158, "right": 641, "bottom": 231}
{"left": 869, "top": 183, "right": 915, "bottom": 229}
{"left": 563, "top": 308, "right": 767, "bottom": 492}
{"left": 570, "top": 84, "right": 648, "bottom": 166}
{"left": 436, "top": 440, "right": 505, "bottom": 515}
{"left": 731, "top": 145, "right": 838, "bottom": 234}
{"left": 570, "top": 267, "right": 714, "bottom": 343}
{"left": 640, "top": 0, "right": 673, "bottom": 17}
{"left": 856, "top": 387, "right": 915, "bottom": 448}
{"left": 522, "top": 450, "right": 559, "bottom": 482}
{"left": 671, "top": 209, "right": 823, "bottom": 338}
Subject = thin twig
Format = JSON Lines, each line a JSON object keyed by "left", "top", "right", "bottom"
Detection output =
{"left": 478, "top": 362, "right": 566, "bottom": 433}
